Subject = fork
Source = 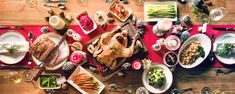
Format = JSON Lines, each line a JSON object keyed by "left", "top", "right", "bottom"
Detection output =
{"left": 0, "top": 25, "right": 23, "bottom": 30}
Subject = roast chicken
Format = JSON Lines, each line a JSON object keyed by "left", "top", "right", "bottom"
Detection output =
{"left": 88, "top": 26, "right": 138, "bottom": 69}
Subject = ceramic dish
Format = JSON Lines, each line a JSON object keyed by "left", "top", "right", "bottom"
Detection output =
{"left": 32, "top": 32, "right": 69, "bottom": 70}
{"left": 178, "top": 34, "right": 211, "bottom": 68}
{"left": 0, "top": 31, "right": 29, "bottom": 64}
{"left": 39, "top": 73, "right": 61, "bottom": 89}
{"left": 163, "top": 51, "right": 179, "bottom": 67}
{"left": 142, "top": 64, "right": 173, "bottom": 94}
{"left": 214, "top": 33, "right": 235, "bottom": 64}
{"left": 76, "top": 11, "right": 97, "bottom": 34}
{"left": 108, "top": 0, "right": 132, "bottom": 22}
{"left": 94, "top": 11, "right": 108, "bottom": 26}
{"left": 67, "top": 66, "right": 105, "bottom": 94}
{"left": 144, "top": 2, "right": 177, "bottom": 22}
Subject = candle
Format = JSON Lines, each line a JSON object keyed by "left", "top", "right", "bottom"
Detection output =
{"left": 69, "top": 51, "right": 84, "bottom": 65}
{"left": 132, "top": 60, "right": 142, "bottom": 70}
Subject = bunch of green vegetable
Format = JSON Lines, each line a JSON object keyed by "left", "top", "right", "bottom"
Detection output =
{"left": 146, "top": 4, "right": 176, "bottom": 19}
{"left": 192, "top": 5, "right": 201, "bottom": 21}
{"left": 40, "top": 75, "right": 59, "bottom": 88}
{"left": 148, "top": 68, "right": 166, "bottom": 88}
{"left": 197, "top": 46, "right": 205, "bottom": 58}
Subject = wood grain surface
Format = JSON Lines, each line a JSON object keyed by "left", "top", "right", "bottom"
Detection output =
{"left": 0, "top": 0, "right": 235, "bottom": 94}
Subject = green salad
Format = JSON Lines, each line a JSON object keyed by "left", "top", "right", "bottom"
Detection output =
{"left": 216, "top": 43, "right": 234, "bottom": 56}
{"left": 148, "top": 68, "right": 166, "bottom": 88}
{"left": 40, "top": 75, "right": 59, "bottom": 88}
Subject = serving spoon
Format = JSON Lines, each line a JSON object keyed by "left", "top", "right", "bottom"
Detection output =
{"left": 44, "top": 3, "right": 66, "bottom": 10}
{"left": 27, "top": 31, "right": 34, "bottom": 65}
{"left": 102, "top": 63, "right": 131, "bottom": 82}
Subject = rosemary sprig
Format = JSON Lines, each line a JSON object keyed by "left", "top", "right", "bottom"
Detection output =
{"left": 3, "top": 45, "right": 20, "bottom": 54}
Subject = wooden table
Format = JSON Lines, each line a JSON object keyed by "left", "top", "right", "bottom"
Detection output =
{"left": 1, "top": 0, "right": 235, "bottom": 94}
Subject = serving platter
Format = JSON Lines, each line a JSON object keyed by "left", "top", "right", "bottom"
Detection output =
{"left": 178, "top": 34, "right": 211, "bottom": 68}
{"left": 86, "top": 20, "right": 147, "bottom": 74}
{"left": 67, "top": 66, "right": 105, "bottom": 94}
{"left": 0, "top": 31, "right": 29, "bottom": 64}
{"left": 214, "top": 33, "right": 235, "bottom": 65}
{"left": 144, "top": 2, "right": 177, "bottom": 22}
{"left": 32, "top": 32, "right": 69, "bottom": 70}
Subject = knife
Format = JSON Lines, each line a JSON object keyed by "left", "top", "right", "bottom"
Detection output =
{"left": 33, "top": 32, "right": 68, "bottom": 81}
{"left": 0, "top": 64, "right": 30, "bottom": 69}
{"left": 213, "top": 27, "right": 235, "bottom": 31}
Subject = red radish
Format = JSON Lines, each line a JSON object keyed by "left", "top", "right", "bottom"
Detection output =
{"left": 69, "top": 52, "right": 83, "bottom": 65}
{"left": 132, "top": 60, "right": 142, "bottom": 70}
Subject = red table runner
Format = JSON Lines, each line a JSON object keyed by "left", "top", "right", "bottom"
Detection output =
{"left": 1, "top": 24, "right": 235, "bottom": 68}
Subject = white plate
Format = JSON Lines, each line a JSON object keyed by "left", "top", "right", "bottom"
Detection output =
{"left": 0, "top": 31, "right": 28, "bottom": 64}
{"left": 67, "top": 66, "right": 105, "bottom": 94}
{"left": 32, "top": 32, "right": 69, "bottom": 70}
{"left": 178, "top": 34, "right": 211, "bottom": 68}
{"left": 144, "top": 2, "right": 177, "bottom": 22}
{"left": 142, "top": 64, "right": 173, "bottom": 94}
{"left": 214, "top": 33, "right": 235, "bottom": 64}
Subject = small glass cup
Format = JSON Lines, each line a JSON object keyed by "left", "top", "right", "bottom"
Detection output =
{"left": 199, "top": 14, "right": 211, "bottom": 24}
{"left": 23, "top": 70, "right": 33, "bottom": 82}
{"left": 25, "top": 0, "right": 37, "bottom": 8}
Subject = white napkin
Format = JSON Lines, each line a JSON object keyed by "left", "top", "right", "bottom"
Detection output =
{"left": 0, "top": 41, "right": 29, "bottom": 54}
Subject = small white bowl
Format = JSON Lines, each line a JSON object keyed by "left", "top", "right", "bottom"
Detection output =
{"left": 76, "top": 11, "right": 97, "bottom": 34}
{"left": 142, "top": 64, "right": 173, "bottom": 94}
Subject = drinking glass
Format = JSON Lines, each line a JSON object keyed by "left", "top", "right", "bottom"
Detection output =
{"left": 77, "top": 0, "right": 88, "bottom": 7}
{"left": 134, "top": 0, "right": 144, "bottom": 6}
{"left": 23, "top": 70, "right": 33, "bottom": 82}
{"left": 25, "top": 0, "right": 37, "bottom": 8}
{"left": 199, "top": 14, "right": 211, "bottom": 24}
{"left": 209, "top": 7, "right": 227, "bottom": 21}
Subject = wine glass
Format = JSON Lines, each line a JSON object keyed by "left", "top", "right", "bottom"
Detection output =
{"left": 77, "top": 0, "right": 88, "bottom": 7}
{"left": 134, "top": 0, "right": 144, "bottom": 6}
{"left": 25, "top": 0, "right": 37, "bottom": 8}
{"left": 209, "top": 7, "right": 227, "bottom": 21}
{"left": 5, "top": 71, "right": 23, "bottom": 84}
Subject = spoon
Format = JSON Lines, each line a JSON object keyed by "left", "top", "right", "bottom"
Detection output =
{"left": 208, "top": 33, "right": 215, "bottom": 62}
{"left": 102, "top": 63, "right": 131, "bottom": 81}
{"left": 216, "top": 69, "right": 235, "bottom": 75}
{"left": 171, "top": 88, "right": 193, "bottom": 94}
{"left": 28, "top": 31, "right": 34, "bottom": 65}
